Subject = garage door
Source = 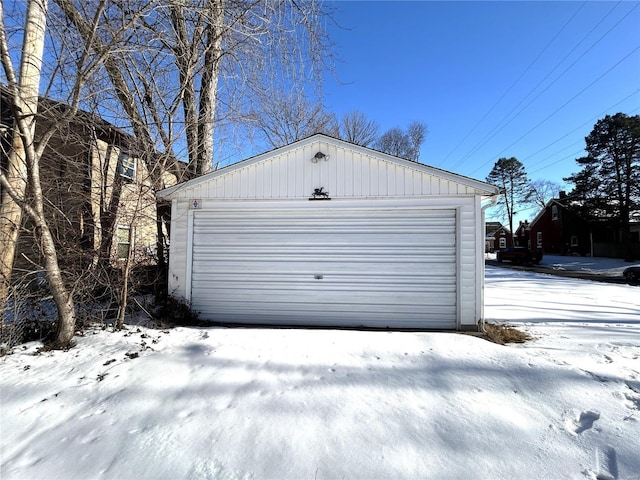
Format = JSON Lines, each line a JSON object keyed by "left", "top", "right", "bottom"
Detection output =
{"left": 190, "top": 208, "right": 457, "bottom": 328}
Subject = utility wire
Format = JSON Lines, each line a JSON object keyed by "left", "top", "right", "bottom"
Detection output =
{"left": 527, "top": 104, "right": 639, "bottom": 175}
{"left": 438, "top": 2, "right": 587, "bottom": 168}
{"left": 468, "top": 44, "right": 640, "bottom": 176}
{"left": 529, "top": 148, "right": 586, "bottom": 176}
{"left": 471, "top": 45, "right": 640, "bottom": 174}
{"left": 457, "top": 1, "right": 636, "bottom": 173}
{"left": 521, "top": 89, "right": 640, "bottom": 165}
{"left": 482, "top": 3, "right": 639, "bottom": 162}
{"left": 449, "top": 1, "right": 610, "bottom": 171}
{"left": 452, "top": 1, "right": 627, "bottom": 171}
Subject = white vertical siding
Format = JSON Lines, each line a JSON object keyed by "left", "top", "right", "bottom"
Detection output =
{"left": 458, "top": 203, "right": 477, "bottom": 326}
{"left": 171, "top": 140, "right": 478, "bottom": 201}
{"left": 167, "top": 198, "right": 190, "bottom": 300}
{"left": 161, "top": 136, "right": 498, "bottom": 329}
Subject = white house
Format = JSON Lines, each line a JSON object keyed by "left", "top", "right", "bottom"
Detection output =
{"left": 157, "top": 134, "right": 500, "bottom": 330}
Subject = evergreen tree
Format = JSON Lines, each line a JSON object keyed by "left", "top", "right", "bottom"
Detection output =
{"left": 564, "top": 113, "right": 640, "bottom": 261}
{"left": 486, "top": 157, "right": 531, "bottom": 242}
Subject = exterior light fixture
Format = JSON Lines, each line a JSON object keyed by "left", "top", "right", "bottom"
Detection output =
{"left": 311, "top": 151, "right": 329, "bottom": 163}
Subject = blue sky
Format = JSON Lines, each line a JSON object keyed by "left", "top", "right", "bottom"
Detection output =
{"left": 324, "top": 1, "right": 640, "bottom": 221}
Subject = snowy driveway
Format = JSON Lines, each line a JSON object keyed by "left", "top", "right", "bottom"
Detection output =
{"left": 1, "top": 266, "right": 639, "bottom": 480}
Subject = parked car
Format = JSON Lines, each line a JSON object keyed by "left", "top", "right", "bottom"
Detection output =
{"left": 622, "top": 266, "right": 640, "bottom": 284}
{"left": 496, "top": 247, "right": 543, "bottom": 265}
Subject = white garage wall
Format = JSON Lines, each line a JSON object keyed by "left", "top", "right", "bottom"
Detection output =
{"left": 168, "top": 197, "right": 481, "bottom": 328}
{"left": 166, "top": 139, "right": 483, "bottom": 201}
{"left": 162, "top": 135, "right": 497, "bottom": 329}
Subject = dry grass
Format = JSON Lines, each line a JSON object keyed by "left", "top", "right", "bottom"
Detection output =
{"left": 483, "top": 322, "right": 531, "bottom": 344}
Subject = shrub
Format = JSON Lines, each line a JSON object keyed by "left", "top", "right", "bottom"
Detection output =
{"left": 154, "top": 296, "right": 204, "bottom": 326}
{"left": 484, "top": 322, "right": 531, "bottom": 344}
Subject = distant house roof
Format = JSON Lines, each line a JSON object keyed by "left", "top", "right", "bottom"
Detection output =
{"left": 1, "top": 84, "right": 187, "bottom": 180}
{"left": 486, "top": 222, "right": 509, "bottom": 238}
{"left": 529, "top": 197, "right": 588, "bottom": 229}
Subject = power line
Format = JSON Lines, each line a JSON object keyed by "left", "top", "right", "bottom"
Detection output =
{"left": 486, "top": 45, "right": 639, "bottom": 165}
{"left": 528, "top": 148, "right": 585, "bottom": 176}
{"left": 437, "top": 2, "right": 588, "bottom": 169}
{"left": 527, "top": 104, "right": 639, "bottom": 175}
{"left": 468, "top": 44, "right": 640, "bottom": 176}
{"left": 521, "top": 89, "right": 640, "bottom": 165}
{"left": 455, "top": 1, "right": 638, "bottom": 174}
{"left": 483, "top": 4, "right": 639, "bottom": 160}
{"left": 450, "top": 1, "right": 622, "bottom": 171}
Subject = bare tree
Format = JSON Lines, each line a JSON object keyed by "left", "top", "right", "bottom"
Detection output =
{"left": 374, "top": 121, "right": 428, "bottom": 162}
{"left": 52, "top": 0, "right": 335, "bottom": 305}
{"left": 375, "top": 128, "right": 409, "bottom": 158}
{"left": 0, "top": 0, "right": 78, "bottom": 348}
{"left": 339, "top": 110, "right": 379, "bottom": 147}
{"left": 526, "top": 179, "right": 563, "bottom": 209}
{"left": 250, "top": 89, "right": 338, "bottom": 148}
{"left": 1, "top": 0, "right": 171, "bottom": 348}
{"left": 53, "top": 0, "right": 334, "bottom": 175}
{"left": 0, "top": 0, "right": 335, "bottom": 348}
{"left": 407, "top": 121, "right": 427, "bottom": 159}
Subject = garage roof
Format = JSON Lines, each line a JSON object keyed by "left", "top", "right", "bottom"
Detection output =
{"left": 158, "top": 134, "right": 501, "bottom": 200}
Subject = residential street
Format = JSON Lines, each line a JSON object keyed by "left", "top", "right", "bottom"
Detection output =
{"left": 486, "top": 253, "right": 640, "bottom": 284}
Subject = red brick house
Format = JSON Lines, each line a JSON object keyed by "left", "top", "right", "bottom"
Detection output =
{"left": 485, "top": 222, "right": 512, "bottom": 252}
{"left": 525, "top": 199, "right": 592, "bottom": 255}
{"left": 522, "top": 192, "right": 640, "bottom": 258}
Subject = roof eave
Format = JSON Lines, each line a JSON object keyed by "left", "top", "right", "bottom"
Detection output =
{"left": 156, "top": 133, "right": 502, "bottom": 199}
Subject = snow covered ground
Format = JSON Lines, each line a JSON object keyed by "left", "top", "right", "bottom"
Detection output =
{"left": 1, "top": 264, "right": 639, "bottom": 480}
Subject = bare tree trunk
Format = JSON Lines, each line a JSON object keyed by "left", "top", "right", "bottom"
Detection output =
{"left": 0, "top": 135, "right": 28, "bottom": 304}
{"left": 26, "top": 108, "right": 77, "bottom": 348}
{"left": 39, "top": 221, "right": 77, "bottom": 348}
{"left": 1, "top": 0, "right": 78, "bottom": 348}
{"left": 0, "top": 173, "right": 77, "bottom": 347}
{"left": 169, "top": 2, "right": 199, "bottom": 177}
{"left": 0, "top": 0, "right": 47, "bottom": 306}
{"left": 195, "top": 0, "right": 223, "bottom": 177}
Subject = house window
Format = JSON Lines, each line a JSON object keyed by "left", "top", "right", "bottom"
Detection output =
{"left": 571, "top": 235, "right": 578, "bottom": 247}
{"left": 537, "top": 232, "right": 543, "bottom": 248}
{"left": 116, "top": 226, "right": 132, "bottom": 260}
{"left": 117, "top": 152, "right": 136, "bottom": 181}
{"left": 551, "top": 205, "right": 558, "bottom": 221}
{"left": 499, "top": 237, "right": 506, "bottom": 249}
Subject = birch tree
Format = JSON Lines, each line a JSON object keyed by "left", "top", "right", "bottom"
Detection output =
{"left": 0, "top": 0, "right": 39, "bottom": 305}
{"left": 0, "top": 0, "right": 78, "bottom": 348}
{"left": 1, "top": 0, "right": 158, "bottom": 347}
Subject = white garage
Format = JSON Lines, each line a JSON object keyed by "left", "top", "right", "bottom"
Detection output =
{"left": 158, "top": 134, "right": 500, "bottom": 330}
